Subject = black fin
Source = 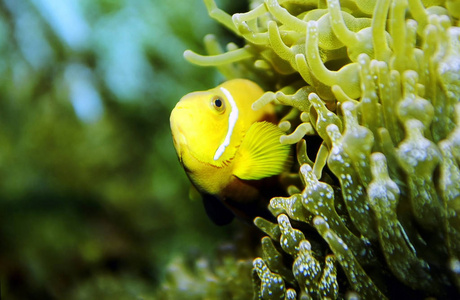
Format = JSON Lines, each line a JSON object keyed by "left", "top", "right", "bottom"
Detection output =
{"left": 202, "top": 193, "right": 235, "bottom": 226}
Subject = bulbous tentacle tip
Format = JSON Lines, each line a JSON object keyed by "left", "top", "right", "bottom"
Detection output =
{"left": 341, "top": 100, "right": 355, "bottom": 112}
{"left": 326, "top": 123, "right": 341, "bottom": 141}
{"left": 285, "top": 288, "right": 297, "bottom": 300}
{"left": 313, "top": 215, "right": 328, "bottom": 228}
{"left": 370, "top": 152, "right": 387, "bottom": 176}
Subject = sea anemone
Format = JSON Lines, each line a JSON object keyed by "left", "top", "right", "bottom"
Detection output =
{"left": 176, "top": 0, "right": 460, "bottom": 298}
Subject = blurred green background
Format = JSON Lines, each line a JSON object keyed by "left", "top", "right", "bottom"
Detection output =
{"left": 0, "top": 0, "right": 248, "bottom": 298}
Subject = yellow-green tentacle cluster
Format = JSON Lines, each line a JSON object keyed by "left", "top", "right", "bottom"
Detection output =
{"left": 185, "top": 0, "right": 459, "bottom": 298}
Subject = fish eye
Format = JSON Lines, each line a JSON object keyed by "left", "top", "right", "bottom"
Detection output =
{"left": 211, "top": 96, "right": 225, "bottom": 113}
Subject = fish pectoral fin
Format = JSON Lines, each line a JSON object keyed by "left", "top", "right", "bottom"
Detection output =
{"left": 202, "top": 193, "right": 235, "bottom": 226}
{"left": 233, "top": 121, "right": 291, "bottom": 181}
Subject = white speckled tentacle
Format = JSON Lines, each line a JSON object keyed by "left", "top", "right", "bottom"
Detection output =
{"left": 214, "top": 87, "right": 239, "bottom": 160}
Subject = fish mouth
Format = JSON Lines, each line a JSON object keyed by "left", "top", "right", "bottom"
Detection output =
{"left": 174, "top": 131, "right": 187, "bottom": 162}
{"left": 170, "top": 108, "right": 189, "bottom": 162}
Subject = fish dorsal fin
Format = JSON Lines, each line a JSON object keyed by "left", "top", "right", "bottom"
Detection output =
{"left": 233, "top": 121, "right": 291, "bottom": 181}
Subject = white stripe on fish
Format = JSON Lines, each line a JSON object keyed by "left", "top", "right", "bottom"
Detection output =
{"left": 214, "top": 87, "right": 239, "bottom": 160}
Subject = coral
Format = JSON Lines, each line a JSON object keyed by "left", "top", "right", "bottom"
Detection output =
{"left": 183, "top": 0, "right": 460, "bottom": 298}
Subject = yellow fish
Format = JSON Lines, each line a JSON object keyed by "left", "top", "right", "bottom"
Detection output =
{"left": 170, "top": 79, "right": 290, "bottom": 224}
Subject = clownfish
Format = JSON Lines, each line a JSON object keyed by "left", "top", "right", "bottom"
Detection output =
{"left": 170, "top": 79, "right": 291, "bottom": 225}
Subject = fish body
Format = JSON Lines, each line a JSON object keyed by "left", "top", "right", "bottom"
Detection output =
{"left": 170, "top": 79, "right": 290, "bottom": 224}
